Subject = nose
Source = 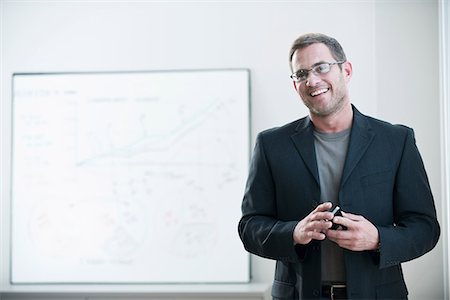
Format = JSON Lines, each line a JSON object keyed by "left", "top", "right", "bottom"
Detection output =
{"left": 305, "top": 72, "right": 321, "bottom": 87}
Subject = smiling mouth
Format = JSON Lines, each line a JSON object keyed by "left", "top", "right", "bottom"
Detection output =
{"left": 310, "top": 88, "right": 329, "bottom": 97}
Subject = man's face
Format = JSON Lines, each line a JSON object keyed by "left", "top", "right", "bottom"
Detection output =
{"left": 291, "top": 43, "right": 352, "bottom": 117}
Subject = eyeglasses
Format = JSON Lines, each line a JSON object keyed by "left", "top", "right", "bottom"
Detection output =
{"left": 290, "top": 61, "right": 345, "bottom": 83}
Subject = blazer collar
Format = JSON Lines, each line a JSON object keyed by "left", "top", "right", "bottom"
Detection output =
{"left": 291, "top": 116, "right": 320, "bottom": 185}
{"left": 290, "top": 105, "right": 375, "bottom": 187}
{"left": 340, "top": 105, "right": 375, "bottom": 186}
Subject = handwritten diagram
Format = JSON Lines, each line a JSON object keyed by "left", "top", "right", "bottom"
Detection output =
{"left": 11, "top": 70, "right": 250, "bottom": 283}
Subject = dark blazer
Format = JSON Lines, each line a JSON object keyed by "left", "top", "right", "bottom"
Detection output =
{"left": 238, "top": 106, "right": 440, "bottom": 300}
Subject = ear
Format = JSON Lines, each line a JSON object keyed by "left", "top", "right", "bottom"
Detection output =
{"left": 343, "top": 61, "right": 353, "bottom": 82}
{"left": 293, "top": 81, "right": 298, "bottom": 90}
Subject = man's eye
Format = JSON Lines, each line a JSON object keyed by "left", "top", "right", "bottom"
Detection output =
{"left": 296, "top": 71, "right": 308, "bottom": 79}
{"left": 316, "top": 64, "right": 330, "bottom": 73}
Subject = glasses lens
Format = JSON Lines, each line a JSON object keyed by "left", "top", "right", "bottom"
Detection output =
{"left": 294, "top": 71, "right": 308, "bottom": 82}
{"left": 315, "top": 63, "right": 331, "bottom": 74}
{"left": 291, "top": 62, "right": 338, "bottom": 82}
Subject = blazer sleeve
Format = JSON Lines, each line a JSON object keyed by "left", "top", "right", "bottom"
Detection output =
{"left": 377, "top": 127, "right": 440, "bottom": 269}
{"left": 238, "top": 132, "right": 304, "bottom": 263}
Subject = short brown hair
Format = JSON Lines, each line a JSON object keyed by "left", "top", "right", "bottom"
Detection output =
{"left": 289, "top": 33, "right": 347, "bottom": 71}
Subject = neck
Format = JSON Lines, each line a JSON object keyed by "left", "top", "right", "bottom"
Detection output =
{"left": 310, "top": 103, "right": 353, "bottom": 133}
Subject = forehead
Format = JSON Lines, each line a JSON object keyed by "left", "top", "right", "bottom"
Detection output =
{"left": 291, "top": 43, "right": 335, "bottom": 71}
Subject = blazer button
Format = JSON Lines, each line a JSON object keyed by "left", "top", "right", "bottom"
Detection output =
{"left": 313, "top": 289, "right": 320, "bottom": 296}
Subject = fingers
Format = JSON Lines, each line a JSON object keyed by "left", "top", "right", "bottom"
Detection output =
{"left": 307, "top": 230, "right": 326, "bottom": 241}
{"left": 340, "top": 211, "right": 364, "bottom": 220}
{"left": 303, "top": 219, "right": 332, "bottom": 242}
{"left": 331, "top": 215, "right": 350, "bottom": 229}
{"left": 293, "top": 202, "right": 334, "bottom": 245}
{"left": 326, "top": 211, "right": 380, "bottom": 251}
{"left": 311, "top": 202, "right": 334, "bottom": 221}
{"left": 314, "top": 201, "right": 333, "bottom": 212}
{"left": 306, "top": 219, "right": 333, "bottom": 232}
{"left": 331, "top": 211, "right": 365, "bottom": 230}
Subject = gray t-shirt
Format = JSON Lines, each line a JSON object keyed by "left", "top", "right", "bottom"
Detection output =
{"left": 314, "top": 128, "right": 350, "bottom": 283}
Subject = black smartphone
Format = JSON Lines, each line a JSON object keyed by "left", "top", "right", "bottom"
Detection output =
{"left": 329, "top": 206, "right": 347, "bottom": 230}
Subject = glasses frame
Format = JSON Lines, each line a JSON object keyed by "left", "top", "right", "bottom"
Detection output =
{"left": 290, "top": 61, "right": 345, "bottom": 83}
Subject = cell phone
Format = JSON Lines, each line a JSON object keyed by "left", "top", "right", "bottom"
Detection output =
{"left": 328, "top": 206, "right": 347, "bottom": 230}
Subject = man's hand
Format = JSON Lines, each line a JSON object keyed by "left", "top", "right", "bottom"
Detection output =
{"left": 293, "top": 202, "right": 334, "bottom": 245}
{"left": 325, "top": 211, "right": 380, "bottom": 251}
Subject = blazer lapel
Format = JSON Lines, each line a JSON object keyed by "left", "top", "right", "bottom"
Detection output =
{"left": 290, "top": 117, "right": 320, "bottom": 186}
{"left": 289, "top": 107, "right": 375, "bottom": 190}
{"left": 340, "top": 108, "right": 375, "bottom": 187}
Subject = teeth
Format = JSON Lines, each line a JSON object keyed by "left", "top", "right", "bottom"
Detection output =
{"left": 310, "top": 88, "right": 328, "bottom": 97}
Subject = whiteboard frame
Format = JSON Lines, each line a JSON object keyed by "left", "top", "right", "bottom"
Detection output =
{"left": 8, "top": 68, "right": 251, "bottom": 286}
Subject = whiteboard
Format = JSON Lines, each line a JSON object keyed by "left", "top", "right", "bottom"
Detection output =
{"left": 11, "top": 70, "right": 250, "bottom": 284}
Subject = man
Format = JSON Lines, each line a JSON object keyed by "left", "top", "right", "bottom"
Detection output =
{"left": 238, "top": 33, "right": 440, "bottom": 300}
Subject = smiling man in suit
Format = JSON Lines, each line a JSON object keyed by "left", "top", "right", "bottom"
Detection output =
{"left": 238, "top": 33, "right": 440, "bottom": 300}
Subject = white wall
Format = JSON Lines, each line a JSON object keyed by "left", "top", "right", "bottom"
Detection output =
{"left": 375, "top": 1, "right": 444, "bottom": 299}
{"left": 0, "top": 0, "right": 443, "bottom": 299}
